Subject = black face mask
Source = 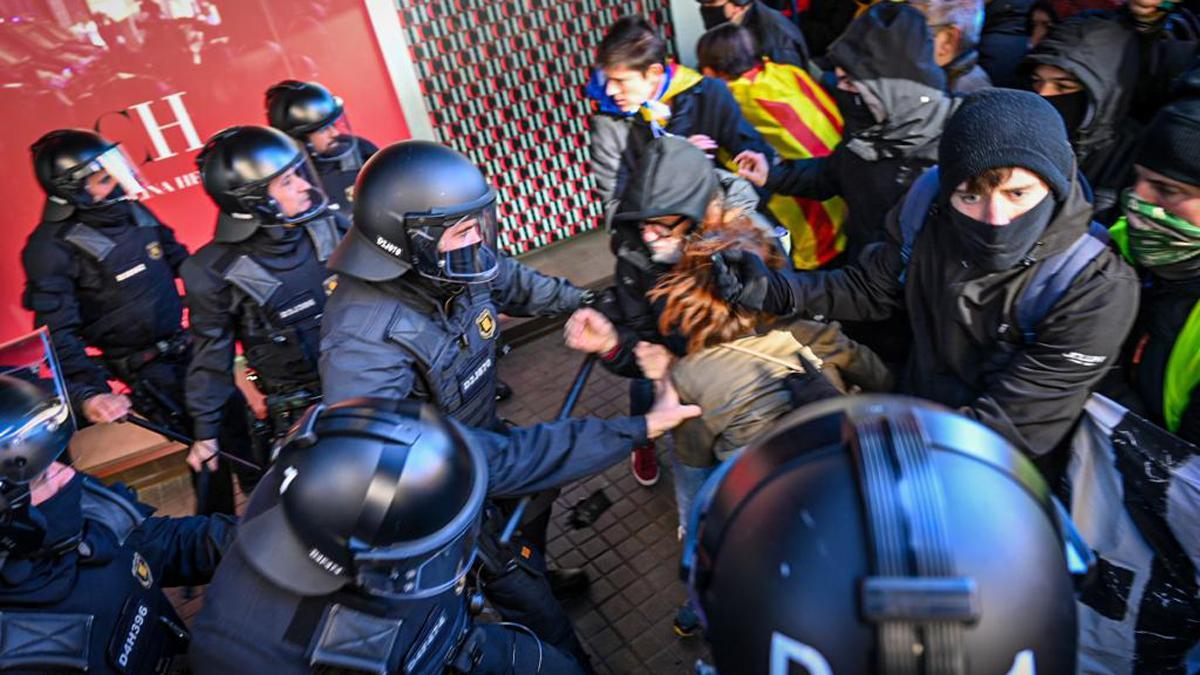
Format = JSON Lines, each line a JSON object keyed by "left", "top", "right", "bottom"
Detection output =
{"left": 831, "top": 88, "right": 877, "bottom": 134}
{"left": 946, "top": 194, "right": 1056, "bottom": 272}
{"left": 76, "top": 198, "right": 134, "bottom": 227}
{"left": 700, "top": 5, "right": 729, "bottom": 29}
{"left": 1044, "top": 90, "right": 1089, "bottom": 137}
{"left": 251, "top": 222, "right": 307, "bottom": 259}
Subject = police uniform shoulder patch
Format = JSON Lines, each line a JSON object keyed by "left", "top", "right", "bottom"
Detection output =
{"left": 131, "top": 552, "right": 153, "bottom": 589}
{"left": 475, "top": 309, "right": 496, "bottom": 340}
{"left": 145, "top": 241, "right": 162, "bottom": 260}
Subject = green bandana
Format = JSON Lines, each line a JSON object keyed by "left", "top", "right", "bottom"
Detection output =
{"left": 1122, "top": 189, "right": 1200, "bottom": 279}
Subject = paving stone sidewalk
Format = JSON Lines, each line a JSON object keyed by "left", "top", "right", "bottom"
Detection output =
{"left": 497, "top": 330, "right": 711, "bottom": 675}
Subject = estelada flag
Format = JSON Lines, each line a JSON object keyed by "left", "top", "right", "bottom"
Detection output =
{"left": 726, "top": 60, "right": 847, "bottom": 269}
{"left": 1067, "top": 394, "right": 1200, "bottom": 673}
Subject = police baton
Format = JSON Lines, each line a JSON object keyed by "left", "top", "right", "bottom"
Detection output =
{"left": 121, "top": 415, "right": 265, "bottom": 474}
{"left": 498, "top": 354, "right": 597, "bottom": 545}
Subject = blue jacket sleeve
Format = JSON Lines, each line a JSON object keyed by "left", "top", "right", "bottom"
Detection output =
{"left": 128, "top": 512, "right": 236, "bottom": 588}
{"left": 474, "top": 415, "right": 649, "bottom": 497}
{"left": 491, "top": 255, "right": 586, "bottom": 317}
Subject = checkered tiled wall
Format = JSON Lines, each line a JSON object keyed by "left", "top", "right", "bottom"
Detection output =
{"left": 398, "top": 0, "right": 676, "bottom": 254}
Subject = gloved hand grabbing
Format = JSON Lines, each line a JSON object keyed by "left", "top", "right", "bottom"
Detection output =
{"left": 711, "top": 249, "right": 777, "bottom": 312}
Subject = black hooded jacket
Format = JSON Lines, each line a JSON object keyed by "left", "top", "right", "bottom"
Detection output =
{"left": 742, "top": 0, "right": 810, "bottom": 69}
{"left": 1022, "top": 15, "right": 1144, "bottom": 222}
{"left": 596, "top": 138, "right": 763, "bottom": 377}
{"left": 1113, "top": 274, "right": 1200, "bottom": 446}
{"left": 771, "top": 171, "right": 1140, "bottom": 455}
{"left": 978, "top": 0, "right": 1034, "bottom": 88}
{"left": 765, "top": 3, "right": 960, "bottom": 255}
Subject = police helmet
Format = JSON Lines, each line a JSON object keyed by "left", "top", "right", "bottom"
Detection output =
{"left": 196, "top": 125, "right": 329, "bottom": 239}
{"left": 328, "top": 141, "right": 500, "bottom": 284}
{"left": 265, "top": 80, "right": 358, "bottom": 160}
{"left": 684, "top": 396, "right": 1083, "bottom": 675}
{"left": 30, "top": 129, "right": 147, "bottom": 221}
{"left": 0, "top": 375, "right": 72, "bottom": 504}
{"left": 237, "top": 400, "right": 487, "bottom": 599}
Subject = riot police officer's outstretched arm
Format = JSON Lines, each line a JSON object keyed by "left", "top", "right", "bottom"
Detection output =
{"left": 20, "top": 233, "right": 113, "bottom": 402}
{"left": 120, "top": 488, "right": 237, "bottom": 587}
{"left": 491, "top": 254, "right": 589, "bottom": 317}
{"left": 474, "top": 381, "right": 700, "bottom": 497}
{"left": 180, "top": 257, "right": 239, "bottom": 444}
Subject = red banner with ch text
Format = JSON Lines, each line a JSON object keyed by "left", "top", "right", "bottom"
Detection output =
{"left": 1, "top": 0, "right": 411, "bottom": 342}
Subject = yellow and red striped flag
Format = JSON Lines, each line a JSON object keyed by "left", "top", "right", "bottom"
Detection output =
{"left": 727, "top": 60, "right": 847, "bottom": 269}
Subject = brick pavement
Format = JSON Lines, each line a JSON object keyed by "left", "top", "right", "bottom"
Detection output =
{"left": 151, "top": 326, "right": 709, "bottom": 673}
{"left": 497, "top": 331, "right": 712, "bottom": 675}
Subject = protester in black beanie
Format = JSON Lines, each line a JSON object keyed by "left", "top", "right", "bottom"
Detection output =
{"left": 710, "top": 88, "right": 1139, "bottom": 459}
{"left": 1104, "top": 95, "right": 1200, "bottom": 445}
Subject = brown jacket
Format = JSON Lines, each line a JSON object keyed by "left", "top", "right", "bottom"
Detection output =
{"left": 669, "top": 320, "right": 892, "bottom": 466}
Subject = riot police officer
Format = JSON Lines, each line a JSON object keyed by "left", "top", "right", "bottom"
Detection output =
{"left": 318, "top": 140, "right": 702, "bottom": 666}
{"left": 0, "top": 333, "right": 234, "bottom": 674}
{"left": 190, "top": 397, "right": 697, "bottom": 674}
{"left": 181, "top": 125, "right": 348, "bottom": 478}
{"left": 321, "top": 141, "right": 593, "bottom": 566}
{"left": 683, "top": 395, "right": 1085, "bottom": 674}
{"left": 265, "top": 80, "right": 378, "bottom": 217}
{"left": 20, "top": 128, "right": 246, "bottom": 515}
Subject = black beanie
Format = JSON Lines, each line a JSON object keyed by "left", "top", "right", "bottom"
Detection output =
{"left": 938, "top": 89, "right": 1076, "bottom": 201}
{"left": 1136, "top": 98, "right": 1200, "bottom": 188}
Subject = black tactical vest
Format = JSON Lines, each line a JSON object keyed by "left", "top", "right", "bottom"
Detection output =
{"left": 316, "top": 148, "right": 364, "bottom": 218}
{"left": 0, "top": 480, "right": 189, "bottom": 674}
{"left": 57, "top": 206, "right": 183, "bottom": 354}
{"left": 385, "top": 284, "right": 500, "bottom": 429}
{"left": 213, "top": 216, "right": 341, "bottom": 394}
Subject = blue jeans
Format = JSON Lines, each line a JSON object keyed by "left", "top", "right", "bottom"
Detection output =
{"left": 630, "top": 377, "right": 654, "bottom": 416}
{"left": 672, "top": 454, "right": 717, "bottom": 536}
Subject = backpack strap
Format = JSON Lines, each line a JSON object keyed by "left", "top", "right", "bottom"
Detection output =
{"left": 1015, "top": 221, "right": 1111, "bottom": 343}
{"left": 714, "top": 341, "right": 821, "bottom": 372}
{"left": 897, "top": 167, "right": 941, "bottom": 284}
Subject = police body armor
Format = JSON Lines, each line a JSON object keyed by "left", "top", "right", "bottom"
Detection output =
{"left": 48, "top": 205, "right": 182, "bottom": 357}
{"left": 386, "top": 284, "right": 500, "bottom": 430}
{"left": 316, "top": 145, "right": 365, "bottom": 217}
{"left": 204, "top": 465, "right": 479, "bottom": 675}
{"left": 0, "top": 479, "right": 189, "bottom": 674}
{"left": 211, "top": 215, "right": 340, "bottom": 399}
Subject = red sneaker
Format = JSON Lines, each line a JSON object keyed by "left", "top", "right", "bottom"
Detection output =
{"left": 630, "top": 442, "right": 659, "bottom": 487}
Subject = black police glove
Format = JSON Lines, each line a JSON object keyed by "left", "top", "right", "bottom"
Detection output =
{"left": 711, "top": 249, "right": 790, "bottom": 314}
{"left": 578, "top": 288, "right": 597, "bottom": 308}
{"left": 783, "top": 352, "right": 842, "bottom": 410}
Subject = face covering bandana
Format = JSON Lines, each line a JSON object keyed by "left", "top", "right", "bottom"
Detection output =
{"left": 76, "top": 195, "right": 134, "bottom": 227}
{"left": 1045, "top": 90, "right": 1089, "bottom": 138}
{"left": 700, "top": 5, "right": 729, "bottom": 29}
{"left": 831, "top": 88, "right": 877, "bottom": 134}
{"left": 947, "top": 194, "right": 1056, "bottom": 272}
{"left": 1123, "top": 189, "right": 1200, "bottom": 280}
